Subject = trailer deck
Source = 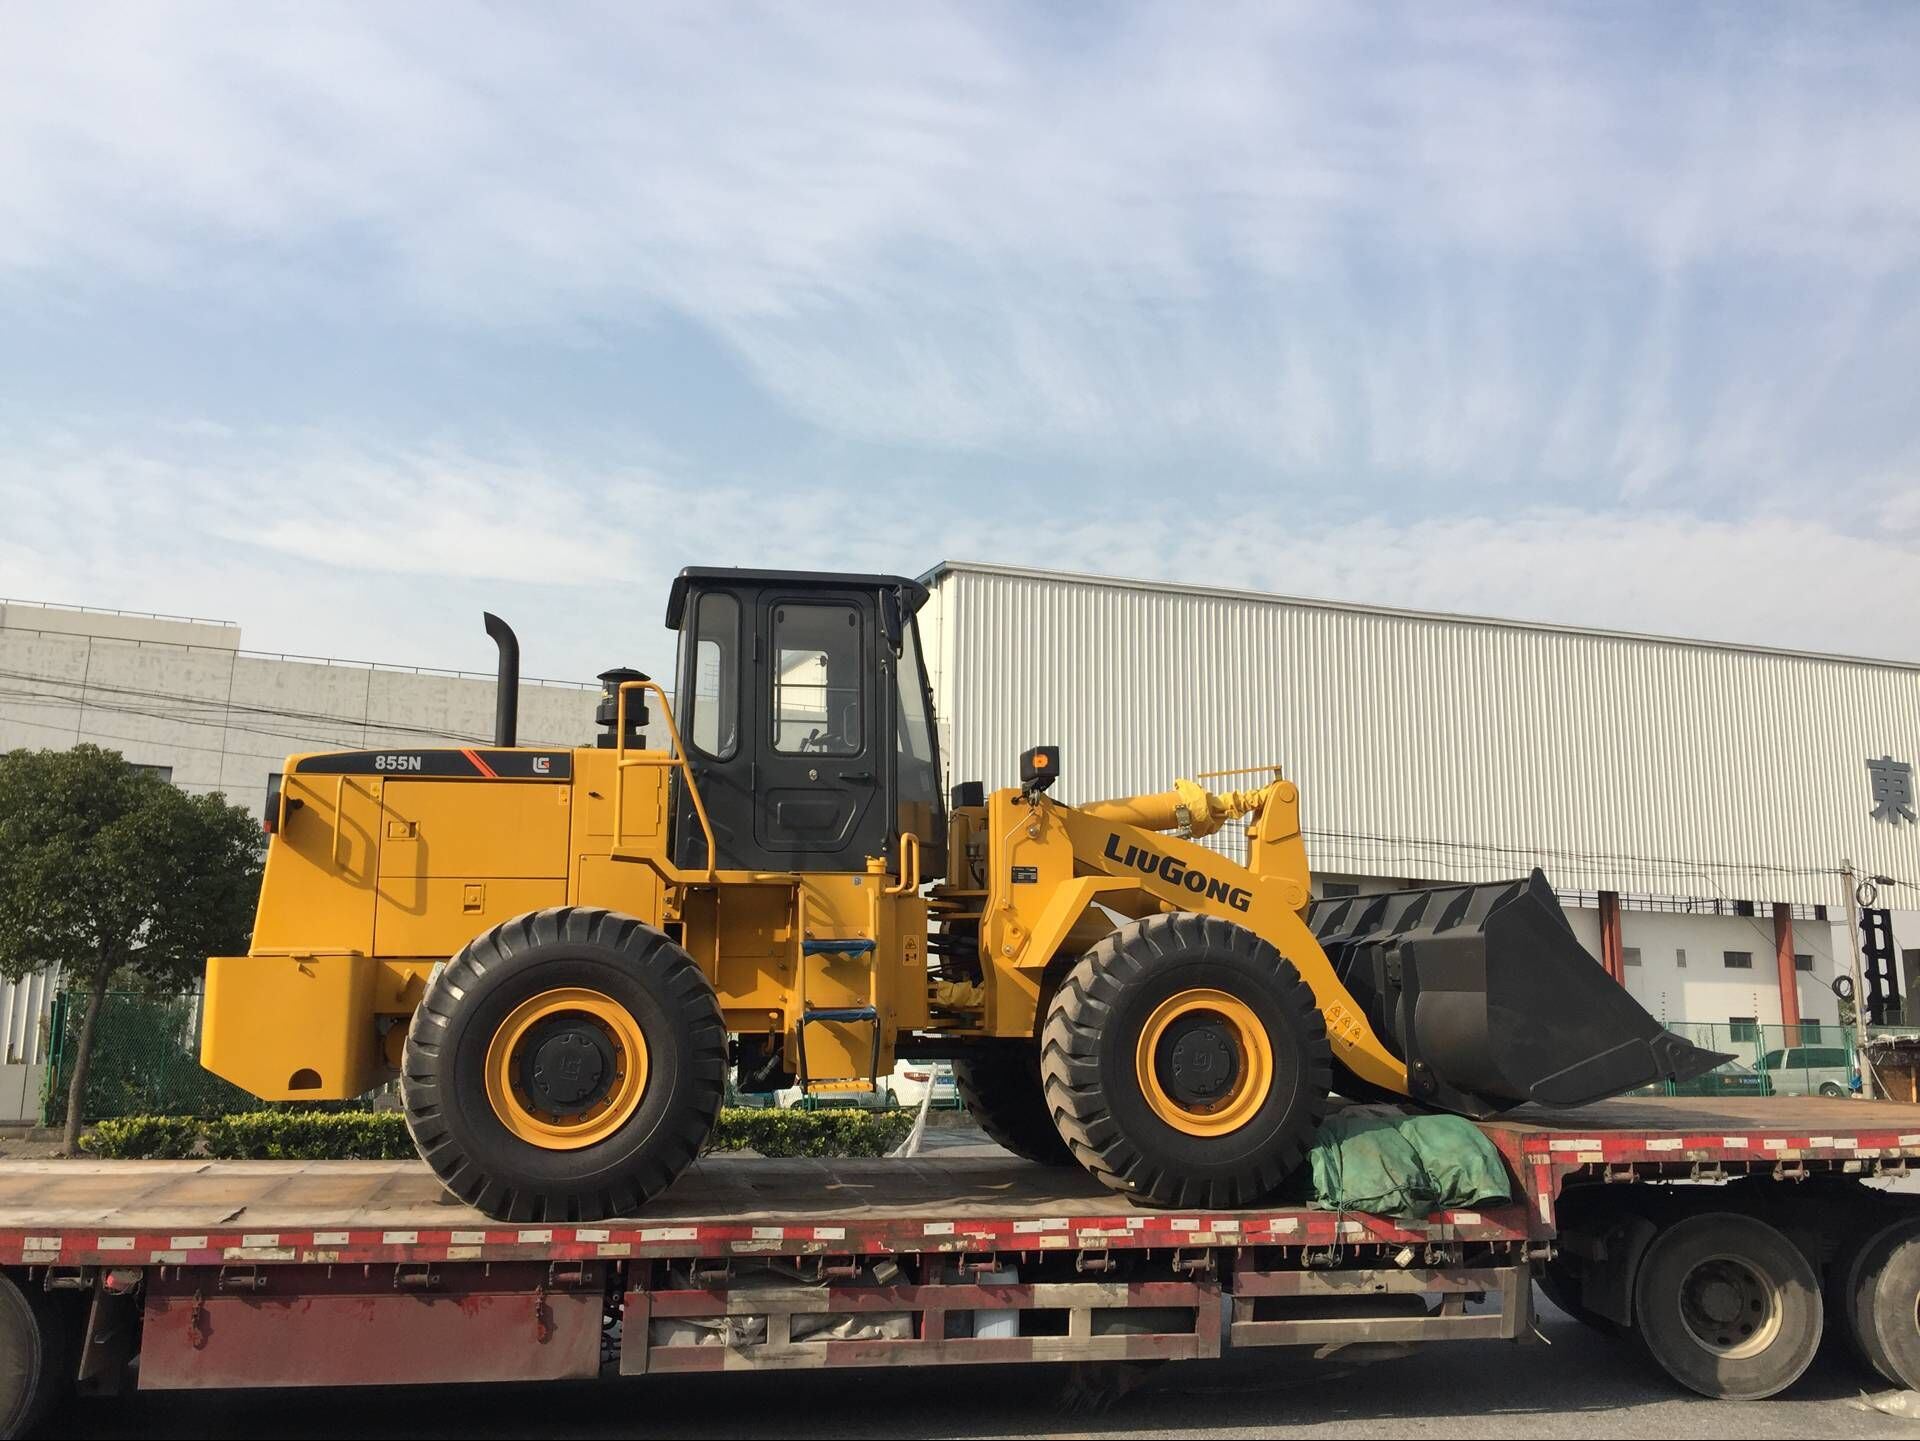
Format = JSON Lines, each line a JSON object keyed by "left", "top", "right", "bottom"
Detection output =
{"left": 0, "top": 1096, "right": 1915, "bottom": 1425}
{"left": 1, "top": 1097, "right": 1912, "bottom": 1270}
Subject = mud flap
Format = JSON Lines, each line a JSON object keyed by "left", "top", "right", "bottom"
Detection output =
{"left": 1309, "top": 870, "right": 1730, "bottom": 1116}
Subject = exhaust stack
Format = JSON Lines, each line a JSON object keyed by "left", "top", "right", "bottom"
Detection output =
{"left": 483, "top": 612, "right": 519, "bottom": 748}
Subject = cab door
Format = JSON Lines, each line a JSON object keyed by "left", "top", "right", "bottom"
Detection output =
{"left": 753, "top": 592, "right": 887, "bottom": 866}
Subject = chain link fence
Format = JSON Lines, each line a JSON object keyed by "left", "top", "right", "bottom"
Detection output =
{"left": 1635, "top": 1020, "right": 1920, "bottom": 1099}
{"left": 40, "top": 991, "right": 256, "bottom": 1126}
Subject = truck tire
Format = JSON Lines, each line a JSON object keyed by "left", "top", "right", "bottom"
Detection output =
{"left": 1633, "top": 1211, "right": 1821, "bottom": 1400}
{"left": 954, "top": 1046, "right": 1072, "bottom": 1165}
{"left": 1040, "top": 914, "right": 1330, "bottom": 1208}
{"left": 1853, "top": 1224, "right": 1920, "bottom": 1391}
{"left": 403, "top": 907, "right": 726, "bottom": 1222}
{"left": 1828, "top": 1216, "right": 1918, "bottom": 1381}
{"left": 0, "top": 1272, "right": 74, "bottom": 1440}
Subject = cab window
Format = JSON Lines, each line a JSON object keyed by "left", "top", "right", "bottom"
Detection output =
{"left": 689, "top": 592, "right": 740, "bottom": 759}
{"left": 895, "top": 618, "right": 940, "bottom": 813}
{"left": 773, "top": 603, "right": 862, "bottom": 755}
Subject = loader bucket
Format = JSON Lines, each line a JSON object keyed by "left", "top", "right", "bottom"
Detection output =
{"left": 1308, "top": 870, "right": 1730, "bottom": 1117}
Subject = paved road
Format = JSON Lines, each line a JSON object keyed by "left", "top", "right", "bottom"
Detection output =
{"left": 45, "top": 1128, "right": 1920, "bottom": 1438}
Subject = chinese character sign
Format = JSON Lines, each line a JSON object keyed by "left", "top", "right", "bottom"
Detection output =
{"left": 1868, "top": 756, "right": 1917, "bottom": 825}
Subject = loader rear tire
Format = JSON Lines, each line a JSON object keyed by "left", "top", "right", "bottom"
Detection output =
{"left": 1041, "top": 914, "right": 1330, "bottom": 1209}
{"left": 402, "top": 907, "right": 726, "bottom": 1223}
{"left": 954, "top": 1045, "right": 1073, "bottom": 1166}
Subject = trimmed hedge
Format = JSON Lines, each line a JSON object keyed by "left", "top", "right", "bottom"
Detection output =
{"left": 80, "top": 1110, "right": 413, "bottom": 1160}
{"left": 710, "top": 1107, "right": 915, "bottom": 1158}
{"left": 78, "top": 1114, "right": 202, "bottom": 1160}
{"left": 82, "top": 1106, "right": 918, "bottom": 1161}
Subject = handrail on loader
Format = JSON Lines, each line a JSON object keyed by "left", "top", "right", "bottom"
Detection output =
{"left": 885, "top": 832, "right": 920, "bottom": 896}
{"left": 612, "top": 678, "right": 719, "bottom": 883}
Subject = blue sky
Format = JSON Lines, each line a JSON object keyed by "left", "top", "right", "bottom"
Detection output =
{"left": 2, "top": 2, "right": 1918, "bottom": 682}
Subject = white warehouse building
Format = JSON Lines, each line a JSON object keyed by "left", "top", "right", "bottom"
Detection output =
{"left": 916, "top": 561, "right": 1920, "bottom": 1053}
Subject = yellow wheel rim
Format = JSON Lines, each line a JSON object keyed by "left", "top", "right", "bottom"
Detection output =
{"left": 1135, "top": 988, "right": 1272, "bottom": 1137}
{"left": 484, "top": 987, "right": 649, "bottom": 1150}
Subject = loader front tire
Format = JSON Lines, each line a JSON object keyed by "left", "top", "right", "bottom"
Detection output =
{"left": 1041, "top": 914, "right": 1330, "bottom": 1208}
{"left": 954, "top": 1045, "right": 1073, "bottom": 1166}
{"left": 402, "top": 907, "right": 726, "bottom": 1222}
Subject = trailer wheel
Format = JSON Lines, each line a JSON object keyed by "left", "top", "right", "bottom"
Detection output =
{"left": 1851, "top": 1223, "right": 1920, "bottom": 1391}
{"left": 1828, "top": 1216, "right": 1916, "bottom": 1380}
{"left": 1633, "top": 1212, "right": 1821, "bottom": 1400}
{"left": 0, "top": 1273, "right": 74, "bottom": 1439}
{"left": 1041, "top": 914, "right": 1330, "bottom": 1208}
{"left": 403, "top": 907, "right": 726, "bottom": 1222}
{"left": 954, "top": 1045, "right": 1072, "bottom": 1165}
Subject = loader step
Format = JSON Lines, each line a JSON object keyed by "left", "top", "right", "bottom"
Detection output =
{"left": 802, "top": 939, "right": 876, "bottom": 957}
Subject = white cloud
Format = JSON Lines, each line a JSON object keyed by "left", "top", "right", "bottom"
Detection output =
{"left": 1, "top": 2, "right": 1918, "bottom": 670}
{"left": 4, "top": 431, "right": 1916, "bottom": 681}
{"left": 7, "top": 6, "right": 1915, "bottom": 291}
{"left": 3, "top": 3, "right": 1918, "bottom": 495}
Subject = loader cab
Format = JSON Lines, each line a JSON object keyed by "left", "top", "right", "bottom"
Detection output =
{"left": 664, "top": 567, "right": 946, "bottom": 879}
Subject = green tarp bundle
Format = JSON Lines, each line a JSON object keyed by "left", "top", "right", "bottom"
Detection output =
{"left": 1305, "top": 1106, "right": 1513, "bottom": 1219}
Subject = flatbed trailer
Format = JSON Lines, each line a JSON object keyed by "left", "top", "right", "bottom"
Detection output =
{"left": 3, "top": 1096, "right": 1919, "bottom": 1435}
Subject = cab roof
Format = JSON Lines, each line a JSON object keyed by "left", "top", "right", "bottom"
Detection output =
{"left": 665, "top": 568, "right": 930, "bottom": 628}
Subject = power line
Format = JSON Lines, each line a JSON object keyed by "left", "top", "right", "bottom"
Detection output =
{"left": 1302, "top": 826, "right": 1849, "bottom": 883}
{"left": 0, "top": 671, "right": 585, "bottom": 750}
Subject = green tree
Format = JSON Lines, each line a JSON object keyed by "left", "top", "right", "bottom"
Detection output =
{"left": 0, "top": 746, "right": 263, "bottom": 1151}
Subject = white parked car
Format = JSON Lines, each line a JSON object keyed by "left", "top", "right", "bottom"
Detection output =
{"left": 887, "top": 1061, "right": 959, "bottom": 1110}
{"left": 768, "top": 1060, "right": 963, "bottom": 1110}
{"left": 1757, "top": 1044, "right": 1855, "bottom": 1097}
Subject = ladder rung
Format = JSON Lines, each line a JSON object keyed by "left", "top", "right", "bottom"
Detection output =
{"left": 803, "top": 938, "right": 876, "bottom": 957}
{"left": 803, "top": 1006, "right": 879, "bottom": 1024}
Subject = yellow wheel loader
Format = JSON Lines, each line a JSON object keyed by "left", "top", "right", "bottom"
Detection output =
{"left": 201, "top": 567, "right": 1724, "bottom": 1220}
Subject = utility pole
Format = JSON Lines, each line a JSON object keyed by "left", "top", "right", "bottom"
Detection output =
{"left": 1840, "top": 860, "right": 1877, "bottom": 1100}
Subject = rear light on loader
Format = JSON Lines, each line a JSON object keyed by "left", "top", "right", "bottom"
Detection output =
{"left": 1020, "top": 745, "right": 1060, "bottom": 793}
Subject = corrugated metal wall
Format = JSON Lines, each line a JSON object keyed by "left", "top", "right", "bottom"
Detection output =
{"left": 922, "top": 563, "right": 1920, "bottom": 908}
{"left": 0, "top": 971, "right": 55, "bottom": 1067}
